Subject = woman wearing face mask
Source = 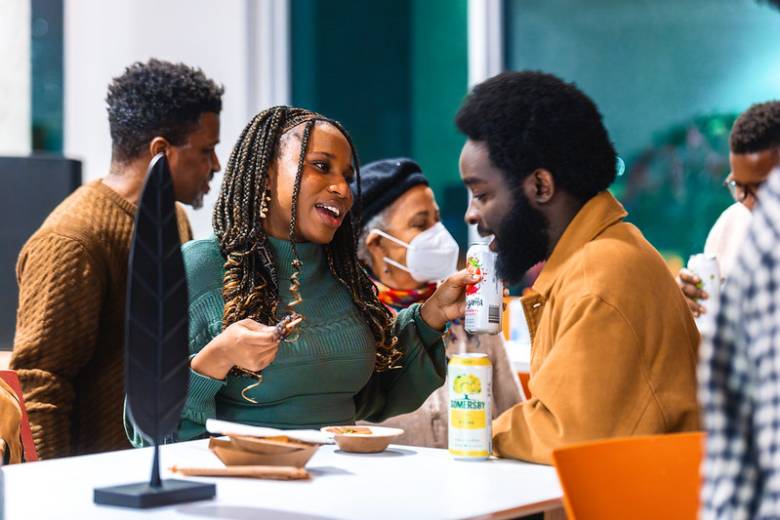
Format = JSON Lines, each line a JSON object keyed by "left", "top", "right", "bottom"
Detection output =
{"left": 124, "top": 108, "right": 477, "bottom": 445}
{"left": 355, "top": 158, "right": 523, "bottom": 448}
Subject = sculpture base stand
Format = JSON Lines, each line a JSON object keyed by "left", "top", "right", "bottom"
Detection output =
{"left": 94, "top": 479, "right": 216, "bottom": 508}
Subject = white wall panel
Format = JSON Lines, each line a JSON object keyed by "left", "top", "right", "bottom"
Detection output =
{"left": 0, "top": 0, "right": 31, "bottom": 155}
{"left": 64, "top": 0, "right": 290, "bottom": 238}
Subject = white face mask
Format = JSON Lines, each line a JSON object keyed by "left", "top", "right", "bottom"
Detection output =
{"left": 371, "top": 222, "right": 460, "bottom": 282}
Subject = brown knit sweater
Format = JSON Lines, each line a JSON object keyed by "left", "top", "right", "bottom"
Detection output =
{"left": 10, "top": 180, "right": 192, "bottom": 459}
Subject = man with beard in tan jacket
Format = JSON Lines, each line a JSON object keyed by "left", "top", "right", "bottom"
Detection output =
{"left": 455, "top": 71, "right": 700, "bottom": 464}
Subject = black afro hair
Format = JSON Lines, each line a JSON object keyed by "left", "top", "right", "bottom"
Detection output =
{"left": 455, "top": 70, "right": 617, "bottom": 202}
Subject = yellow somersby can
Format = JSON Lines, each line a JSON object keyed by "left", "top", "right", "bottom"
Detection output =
{"left": 448, "top": 353, "right": 492, "bottom": 459}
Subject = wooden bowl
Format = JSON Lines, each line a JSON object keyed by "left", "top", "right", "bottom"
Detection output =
{"left": 320, "top": 426, "right": 404, "bottom": 453}
{"left": 209, "top": 436, "right": 319, "bottom": 468}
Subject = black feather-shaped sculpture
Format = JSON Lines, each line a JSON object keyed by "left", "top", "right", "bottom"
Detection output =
{"left": 94, "top": 154, "right": 215, "bottom": 508}
{"left": 124, "top": 153, "right": 190, "bottom": 464}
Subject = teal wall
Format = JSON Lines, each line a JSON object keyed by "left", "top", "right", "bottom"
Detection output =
{"left": 410, "top": 0, "right": 469, "bottom": 214}
{"left": 31, "top": 0, "right": 64, "bottom": 152}
{"left": 506, "top": 0, "right": 780, "bottom": 163}
{"left": 291, "top": 0, "right": 412, "bottom": 164}
{"left": 291, "top": 0, "right": 469, "bottom": 245}
{"left": 505, "top": 0, "right": 780, "bottom": 259}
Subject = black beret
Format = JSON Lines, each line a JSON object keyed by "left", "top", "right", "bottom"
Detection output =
{"left": 352, "top": 158, "right": 429, "bottom": 227}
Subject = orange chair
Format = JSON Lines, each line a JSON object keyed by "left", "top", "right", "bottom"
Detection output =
{"left": 0, "top": 370, "right": 39, "bottom": 462}
{"left": 517, "top": 371, "right": 531, "bottom": 399}
{"left": 552, "top": 432, "right": 704, "bottom": 520}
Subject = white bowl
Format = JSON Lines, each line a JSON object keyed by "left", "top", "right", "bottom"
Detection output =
{"left": 320, "top": 426, "right": 404, "bottom": 453}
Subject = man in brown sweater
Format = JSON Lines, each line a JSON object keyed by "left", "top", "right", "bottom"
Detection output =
{"left": 456, "top": 71, "right": 700, "bottom": 464}
{"left": 10, "top": 59, "right": 224, "bottom": 459}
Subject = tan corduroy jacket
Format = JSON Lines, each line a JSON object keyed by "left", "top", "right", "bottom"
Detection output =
{"left": 492, "top": 191, "right": 700, "bottom": 464}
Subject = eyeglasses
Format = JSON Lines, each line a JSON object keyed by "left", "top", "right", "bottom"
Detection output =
{"left": 723, "top": 178, "right": 761, "bottom": 203}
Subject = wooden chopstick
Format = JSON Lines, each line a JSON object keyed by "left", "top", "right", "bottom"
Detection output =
{"left": 170, "top": 465, "right": 310, "bottom": 480}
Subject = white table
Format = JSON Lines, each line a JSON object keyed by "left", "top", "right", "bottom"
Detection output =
{"left": 2, "top": 439, "right": 563, "bottom": 519}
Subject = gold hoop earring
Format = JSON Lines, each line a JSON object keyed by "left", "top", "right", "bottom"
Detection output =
{"left": 259, "top": 189, "right": 272, "bottom": 219}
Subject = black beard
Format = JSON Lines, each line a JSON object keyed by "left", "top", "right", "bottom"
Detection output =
{"left": 494, "top": 190, "right": 550, "bottom": 285}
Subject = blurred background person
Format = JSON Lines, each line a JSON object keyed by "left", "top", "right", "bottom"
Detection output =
{"left": 699, "top": 165, "right": 780, "bottom": 518}
{"left": 10, "top": 59, "right": 223, "bottom": 459}
{"left": 677, "top": 101, "right": 780, "bottom": 317}
{"left": 355, "top": 158, "right": 523, "bottom": 448}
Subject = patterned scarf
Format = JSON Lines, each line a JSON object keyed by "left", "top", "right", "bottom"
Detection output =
{"left": 370, "top": 277, "right": 437, "bottom": 314}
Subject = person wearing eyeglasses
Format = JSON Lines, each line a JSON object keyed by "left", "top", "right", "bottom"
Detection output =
{"left": 677, "top": 101, "right": 780, "bottom": 317}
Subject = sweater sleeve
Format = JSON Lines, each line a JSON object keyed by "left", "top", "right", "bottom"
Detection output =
{"left": 10, "top": 233, "right": 105, "bottom": 459}
{"left": 492, "top": 295, "right": 654, "bottom": 464}
{"left": 125, "top": 354, "right": 225, "bottom": 447}
{"left": 178, "top": 358, "right": 226, "bottom": 441}
{"left": 123, "top": 239, "right": 225, "bottom": 447}
{"left": 354, "top": 303, "right": 447, "bottom": 423}
{"left": 177, "top": 291, "right": 226, "bottom": 442}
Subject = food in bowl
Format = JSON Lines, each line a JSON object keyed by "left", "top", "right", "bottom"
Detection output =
{"left": 325, "top": 426, "right": 373, "bottom": 435}
{"left": 321, "top": 426, "right": 404, "bottom": 453}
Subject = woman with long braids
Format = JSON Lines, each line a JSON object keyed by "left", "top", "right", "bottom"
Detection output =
{"left": 128, "top": 106, "right": 476, "bottom": 444}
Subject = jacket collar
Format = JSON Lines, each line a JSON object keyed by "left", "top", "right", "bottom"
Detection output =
{"left": 532, "top": 191, "right": 628, "bottom": 298}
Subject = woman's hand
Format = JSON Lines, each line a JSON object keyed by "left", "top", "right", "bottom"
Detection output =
{"left": 676, "top": 268, "right": 707, "bottom": 318}
{"left": 191, "top": 319, "right": 281, "bottom": 380}
{"left": 420, "top": 270, "right": 481, "bottom": 331}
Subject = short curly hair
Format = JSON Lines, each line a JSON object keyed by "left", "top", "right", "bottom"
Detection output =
{"left": 106, "top": 58, "right": 224, "bottom": 163}
{"left": 455, "top": 71, "right": 617, "bottom": 202}
{"left": 729, "top": 101, "right": 780, "bottom": 154}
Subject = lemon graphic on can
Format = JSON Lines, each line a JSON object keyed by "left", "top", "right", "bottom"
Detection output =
{"left": 453, "top": 373, "right": 481, "bottom": 398}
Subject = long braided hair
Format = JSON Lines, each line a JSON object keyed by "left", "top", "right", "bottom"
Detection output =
{"left": 213, "top": 106, "right": 402, "bottom": 371}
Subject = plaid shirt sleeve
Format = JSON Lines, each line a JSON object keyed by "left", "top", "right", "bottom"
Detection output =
{"left": 700, "top": 168, "right": 780, "bottom": 519}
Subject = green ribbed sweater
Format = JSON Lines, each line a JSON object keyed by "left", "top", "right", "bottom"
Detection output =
{"left": 126, "top": 236, "right": 446, "bottom": 446}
